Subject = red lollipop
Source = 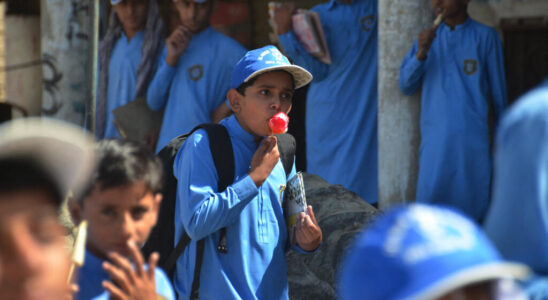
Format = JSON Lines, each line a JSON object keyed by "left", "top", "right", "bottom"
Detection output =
{"left": 269, "top": 112, "right": 289, "bottom": 135}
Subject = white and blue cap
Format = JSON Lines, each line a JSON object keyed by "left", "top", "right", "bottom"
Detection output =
{"left": 111, "top": 0, "right": 122, "bottom": 4}
{"left": 0, "top": 117, "right": 95, "bottom": 201}
{"left": 338, "top": 204, "right": 529, "bottom": 300}
{"left": 231, "top": 45, "right": 312, "bottom": 90}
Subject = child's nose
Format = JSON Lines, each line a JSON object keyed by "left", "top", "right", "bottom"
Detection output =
{"left": 270, "top": 97, "right": 282, "bottom": 111}
{"left": 120, "top": 214, "right": 135, "bottom": 238}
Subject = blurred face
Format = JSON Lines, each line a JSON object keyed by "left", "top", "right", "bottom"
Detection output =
{"left": 0, "top": 191, "right": 70, "bottom": 300}
{"left": 113, "top": 0, "right": 148, "bottom": 36}
{"left": 229, "top": 71, "right": 294, "bottom": 138}
{"left": 74, "top": 182, "right": 161, "bottom": 259}
{"left": 173, "top": 0, "right": 213, "bottom": 33}
{"left": 430, "top": 0, "right": 469, "bottom": 18}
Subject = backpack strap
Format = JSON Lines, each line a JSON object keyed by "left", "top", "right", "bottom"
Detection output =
{"left": 276, "top": 133, "right": 296, "bottom": 178}
{"left": 162, "top": 124, "right": 234, "bottom": 299}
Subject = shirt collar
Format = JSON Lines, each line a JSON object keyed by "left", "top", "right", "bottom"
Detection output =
{"left": 224, "top": 115, "right": 256, "bottom": 144}
{"left": 121, "top": 30, "right": 144, "bottom": 45}
{"left": 442, "top": 16, "right": 472, "bottom": 31}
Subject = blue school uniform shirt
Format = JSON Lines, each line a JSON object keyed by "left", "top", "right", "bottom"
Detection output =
{"left": 399, "top": 17, "right": 507, "bottom": 221}
{"left": 483, "top": 80, "right": 548, "bottom": 299}
{"left": 147, "top": 27, "right": 246, "bottom": 153}
{"left": 173, "top": 115, "right": 308, "bottom": 300}
{"left": 76, "top": 249, "right": 175, "bottom": 300}
{"left": 278, "top": 0, "right": 378, "bottom": 204}
{"left": 98, "top": 31, "right": 144, "bottom": 139}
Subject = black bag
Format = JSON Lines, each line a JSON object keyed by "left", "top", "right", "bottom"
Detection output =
{"left": 142, "top": 123, "right": 296, "bottom": 298}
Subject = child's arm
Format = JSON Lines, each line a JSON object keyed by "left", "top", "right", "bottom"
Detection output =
{"left": 416, "top": 27, "right": 436, "bottom": 61}
{"left": 146, "top": 45, "right": 181, "bottom": 111}
{"left": 399, "top": 41, "right": 428, "bottom": 96}
{"left": 175, "top": 134, "right": 280, "bottom": 240}
{"left": 273, "top": 3, "right": 329, "bottom": 82}
{"left": 485, "top": 30, "right": 508, "bottom": 122}
{"left": 102, "top": 241, "right": 160, "bottom": 300}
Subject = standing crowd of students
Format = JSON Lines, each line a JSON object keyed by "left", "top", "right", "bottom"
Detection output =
{"left": 1, "top": 0, "right": 548, "bottom": 299}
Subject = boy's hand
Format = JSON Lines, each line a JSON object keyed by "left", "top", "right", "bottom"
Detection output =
{"left": 295, "top": 206, "right": 322, "bottom": 251}
{"left": 64, "top": 283, "right": 79, "bottom": 300}
{"left": 102, "top": 241, "right": 158, "bottom": 300}
{"left": 249, "top": 136, "right": 280, "bottom": 187}
{"left": 272, "top": 2, "right": 296, "bottom": 35}
{"left": 166, "top": 26, "right": 192, "bottom": 66}
{"left": 416, "top": 27, "right": 436, "bottom": 61}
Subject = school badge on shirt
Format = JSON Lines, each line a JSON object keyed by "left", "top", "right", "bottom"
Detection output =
{"left": 463, "top": 59, "right": 478, "bottom": 76}
{"left": 188, "top": 64, "right": 204, "bottom": 81}
{"left": 361, "top": 15, "right": 375, "bottom": 32}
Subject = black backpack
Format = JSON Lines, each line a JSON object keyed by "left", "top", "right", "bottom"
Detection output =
{"left": 142, "top": 123, "right": 296, "bottom": 298}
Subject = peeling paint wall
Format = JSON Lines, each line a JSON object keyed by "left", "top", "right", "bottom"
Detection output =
{"left": 4, "top": 16, "right": 42, "bottom": 116}
{"left": 41, "top": 0, "right": 90, "bottom": 126}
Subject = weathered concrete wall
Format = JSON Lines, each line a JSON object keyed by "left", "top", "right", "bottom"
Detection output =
{"left": 4, "top": 16, "right": 42, "bottom": 116}
{"left": 41, "top": 0, "right": 90, "bottom": 126}
{"left": 378, "top": 0, "right": 432, "bottom": 208}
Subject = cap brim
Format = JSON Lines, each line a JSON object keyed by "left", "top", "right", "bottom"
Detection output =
{"left": 0, "top": 118, "right": 95, "bottom": 199}
{"left": 244, "top": 64, "right": 313, "bottom": 89}
{"left": 406, "top": 262, "right": 530, "bottom": 300}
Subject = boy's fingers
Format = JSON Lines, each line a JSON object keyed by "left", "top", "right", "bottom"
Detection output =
{"left": 102, "top": 280, "right": 127, "bottom": 300}
{"left": 307, "top": 206, "right": 318, "bottom": 225}
{"left": 148, "top": 252, "right": 160, "bottom": 279}
{"left": 103, "top": 262, "right": 132, "bottom": 293}
{"left": 127, "top": 241, "right": 145, "bottom": 277}
{"left": 107, "top": 252, "right": 136, "bottom": 284}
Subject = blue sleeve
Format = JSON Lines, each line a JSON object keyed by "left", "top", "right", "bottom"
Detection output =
{"left": 485, "top": 29, "right": 508, "bottom": 123}
{"left": 174, "top": 130, "right": 259, "bottom": 240}
{"left": 399, "top": 41, "right": 427, "bottom": 96}
{"left": 146, "top": 46, "right": 176, "bottom": 111}
{"left": 278, "top": 31, "right": 329, "bottom": 82}
{"left": 154, "top": 268, "right": 176, "bottom": 299}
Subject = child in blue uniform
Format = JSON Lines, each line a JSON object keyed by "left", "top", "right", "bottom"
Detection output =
{"left": 339, "top": 204, "right": 529, "bottom": 300}
{"left": 273, "top": 0, "right": 379, "bottom": 204}
{"left": 69, "top": 140, "right": 174, "bottom": 299}
{"left": 0, "top": 118, "right": 95, "bottom": 300}
{"left": 146, "top": 0, "right": 246, "bottom": 152}
{"left": 96, "top": 0, "right": 165, "bottom": 140}
{"left": 483, "top": 79, "right": 548, "bottom": 299}
{"left": 399, "top": 0, "right": 507, "bottom": 221}
{"left": 173, "top": 46, "right": 322, "bottom": 299}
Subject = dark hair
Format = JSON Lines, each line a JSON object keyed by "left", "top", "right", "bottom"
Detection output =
{"left": 236, "top": 70, "right": 295, "bottom": 96}
{"left": 81, "top": 140, "right": 163, "bottom": 201}
{"left": 0, "top": 158, "right": 62, "bottom": 206}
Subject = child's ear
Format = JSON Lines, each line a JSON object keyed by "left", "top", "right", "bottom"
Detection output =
{"left": 227, "top": 89, "right": 242, "bottom": 114}
{"left": 68, "top": 196, "right": 83, "bottom": 225}
{"left": 150, "top": 193, "right": 163, "bottom": 225}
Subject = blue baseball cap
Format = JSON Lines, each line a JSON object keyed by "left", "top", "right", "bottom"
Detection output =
{"left": 231, "top": 45, "right": 313, "bottom": 90}
{"left": 338, "top": 204, "right": 529, "bottom": 300}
